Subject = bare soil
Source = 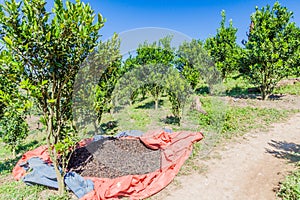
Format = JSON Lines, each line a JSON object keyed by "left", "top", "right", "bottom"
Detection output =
{"left": 152, "top": 110, "right": 300, "bottom": 199}
{"left": 67, "top": 137, "right": 161, "bottom": 179}
{"left": 225, "top": 94, "right": 300, "bottom": 110}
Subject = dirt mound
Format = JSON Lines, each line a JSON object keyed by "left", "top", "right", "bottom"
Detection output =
{"left": 67, "top": 137, "right": 161, "bottom": 179}
{"left": 277, "top": 78, "right": 300, "bottom": 87}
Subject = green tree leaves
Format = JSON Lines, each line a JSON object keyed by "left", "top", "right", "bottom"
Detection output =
{"left": 130, "top": 37, "right": 176, "bottom": 110}
{"left": 0, "top": 0, "right": 103, "bottom": 194}
{"left": 0, "top": 105, "right": 29, "bottom": 158}
{"left": 114, "top": 36, "right": 198, "bottom": 122}
{"left": 177, "top": 39, "right": 216, "bottom": 90}
{"left": 205, "top": 10, "right": 240, "bottom": 80}
{"left": 0, "top": 51, "right": 30, "bottom": 157}
{"left": 242, "top": 2, "right": 300, "bottom": 99}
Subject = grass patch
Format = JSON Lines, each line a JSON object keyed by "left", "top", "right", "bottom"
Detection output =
{"left": 102, "top": 96, "right": 201, "bottom": 134}
{"left": 198, "top": 97, "right": 290, "bottom": 137}
{"left": 0, "top": 155, "right": 21, "bottom": 176}
{"left": 274, "top": 82, "right": 300, "bottom": 96}
{"left": 0, "top": 176, "right": 73, "bottom": 200}
{"left": 0, "top": 179, "right": 45, "bottom": 200}
{"left": 221, "top": 106, "right": 289, "bottom": 137}
{"left": 223, "top": 76, "right": 257, "bottom": 97}
{"left": 277, "top": 163, "right": 300, "bottom": 200}
{"left": 102, "top": 104, "right": 152, "bottom": 133}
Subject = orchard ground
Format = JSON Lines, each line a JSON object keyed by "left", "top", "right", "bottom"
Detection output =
{"left": 151, "top": 95, "right": 300, "bottom": 200}
{"left": 0, "top": 80, "right": 299, "bottom": 199}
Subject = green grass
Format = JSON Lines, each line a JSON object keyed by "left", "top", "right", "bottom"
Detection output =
{"left": 197, "top": 96, "right": 290, "bottom": 137}
{"left": 277, "top": 164, "right": 300, "bottom": 200}
{"left": 0, "top": 179, "right": 45, "bottom": 200}
{"left": 0, "top": 144, "right": 18, "bottom": 176}
{"left": 274, "top": 82, "right": 300, "bottom": 96}
{"left": 0, "top": 129, "right": 45, "bottom": 175}
{"left": 0, "top": 130, "right": 70, "bottom": 199}
{"left": 223, "top": 76, "right": 257, "bottom": 96}
{"left": 224, "top": 77, "right": 300, "bottom": 97}
{"left": 102, "top": 96, "right": 201, "bottom": 134}
{"left": 0, "top": 177, "right": 73, "bottom": 199}
{"left": 222, "top": 106, "right": 289, "bottom": 136}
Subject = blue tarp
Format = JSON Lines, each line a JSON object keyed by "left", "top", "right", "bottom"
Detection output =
{"left": 65, "top": 172, "right": 94, "bottom": 198}
{"left": 20, "top": 157, "right": 94, "bottom": 198}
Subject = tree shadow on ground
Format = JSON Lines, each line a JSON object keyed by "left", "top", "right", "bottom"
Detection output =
{"left": 17, "top": 140, "right": 39, "bottom": 155}
{"left": 225, "top": 86, "right": 260, "bottom": 99}
{"left": 112, "top": 105, "right": 125, "bottom": 113}
{"left": 226, "top": 87, "right": 285, "bottom": 101}
{"left": 267, "top": 94, "right": 285, "bottom": 101}
{"left": 195, "top": 86, "right": 210, "bottom": 95}
{"left": 160, "top": 116, "right": 180, "bottom": 125}
{"left": 0, "top": 155, "right": 21, "bottom": 174}
{"left": 265, "top": 140, "right": 300, "bottom": 163}
{"left": 135, "top": 99, "right": 164, "bottom": 109}
{"left": 100, "top": 120, "right": 119, "bottom": 135}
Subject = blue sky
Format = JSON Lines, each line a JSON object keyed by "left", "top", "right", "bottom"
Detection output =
{"left": 1, "top": 0, "right": 298, "bottom": 46}
{"left": 81, "top": 0, "right": 300, "bottom": 45}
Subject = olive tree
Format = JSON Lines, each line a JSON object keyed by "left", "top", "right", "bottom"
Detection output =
{"left": 0, "top": 0, "right": 103, "bottom": 194}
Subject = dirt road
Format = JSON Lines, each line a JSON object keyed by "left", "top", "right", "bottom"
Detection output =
{"left": 155, "top": 112, "right": 300, "bottom": 200}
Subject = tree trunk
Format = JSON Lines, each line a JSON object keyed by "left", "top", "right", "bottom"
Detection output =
{"left": 261, "top": 87, "right": 267, "bottom": 100}
{"left": 47, "top": 112, "right": 65, "bottom": 196}
{"left": 93, "top": 120, "right": 99, "bottom": 135}
{"left": 12, "top": 148, "right": 16, "bottom": 158}
{"left": 155, "top": 98, "right": 158, "bottom": 110}
{"left": 261, "top": 72, "right": 268, "bottom": 100}
{"left": 53, "top": 149, "right": 65, "bottom": 196}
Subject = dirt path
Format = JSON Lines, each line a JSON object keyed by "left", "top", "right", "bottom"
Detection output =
{"left": 154, "top": 112, "right": 300, "bottom": 200}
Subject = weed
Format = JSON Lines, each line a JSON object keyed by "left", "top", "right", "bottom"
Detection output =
{"left": 277, "top": 164, "right": 300, "bottom": 200}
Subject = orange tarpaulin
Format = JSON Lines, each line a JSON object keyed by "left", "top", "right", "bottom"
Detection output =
{"left": 12, "top": 130, "right": 203, "bottom": 199}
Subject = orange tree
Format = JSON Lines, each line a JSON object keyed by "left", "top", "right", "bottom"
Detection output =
{"left": 0, "top": 50, "right": 30, "bottom": 158}
{"left": 0, "top": 0, "right": 103, "bottom": 194}
{"left": 205, "top": 10, "right": 241, "bottom": 80}
{"left": 241, "top": 2, "right": 300, "bottom": 100}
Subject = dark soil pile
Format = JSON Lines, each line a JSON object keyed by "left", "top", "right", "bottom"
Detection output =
{"left": 67, "top": 137, "right": 161, "bottom": 179}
